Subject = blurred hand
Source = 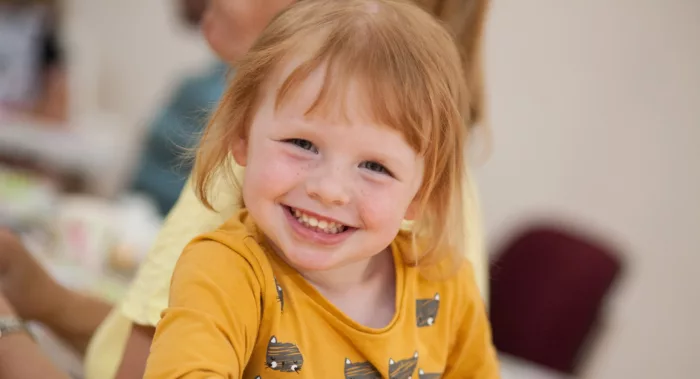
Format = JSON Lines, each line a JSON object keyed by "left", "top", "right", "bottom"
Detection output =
{"left": 0, "top": 229, "right": 66, "bottom": 323}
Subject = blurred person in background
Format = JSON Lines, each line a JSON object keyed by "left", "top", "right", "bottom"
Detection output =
{"left": 130, "top": 0, "right": 228, "bottom": 216}
{"left": 0, "top": 0, "right": 490, "bottom": 378}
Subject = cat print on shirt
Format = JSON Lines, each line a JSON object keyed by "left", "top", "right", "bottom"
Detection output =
{"left": 265, "top": 336, "right": 303, "bottom": 373}
{"left": 344, "top": 358, "right": 382, "bottom": 379}
{"left": 274, "top": 277, "right": 284, "bottom": 312}
{"left": 418, "top": 368, "right": 441, "bottom": 379}
{"left": 388, "top": 351, "right": 419, "bottom": 379}
{"left": 416, "top": 293, "right": 440, "bottom": 327}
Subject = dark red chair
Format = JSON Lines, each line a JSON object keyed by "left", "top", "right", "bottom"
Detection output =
{"left": 488, "top": 225, "right": 623, "bottom": 374}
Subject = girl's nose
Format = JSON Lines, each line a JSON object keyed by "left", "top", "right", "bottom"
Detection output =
{"left": 305, "top": 164, "right": 350, "bottom": 207}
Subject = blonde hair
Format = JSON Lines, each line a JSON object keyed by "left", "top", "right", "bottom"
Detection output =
{"left": 194, "top": 0, "right": 475, "bottom": 269}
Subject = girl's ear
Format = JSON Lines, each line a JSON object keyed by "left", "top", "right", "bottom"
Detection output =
{"left": 404, "top": 199, "right": 420, "bottom": 221}
{"left": 232, "top": 136, "right": 248, "bottom": 167}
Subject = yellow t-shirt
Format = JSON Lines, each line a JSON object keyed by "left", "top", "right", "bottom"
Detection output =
{"left": 84, "top": 167, "right": 488, "bottom": 379}
{"left": 144, "top": 210, "right": 499, "bottom": 379}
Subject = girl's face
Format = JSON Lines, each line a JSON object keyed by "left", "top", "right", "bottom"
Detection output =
{"left": 202, "top": 0, "right": 296, "bottom": 62}
{"left": 233, "top": 65, "right": 425, "bottom": 273}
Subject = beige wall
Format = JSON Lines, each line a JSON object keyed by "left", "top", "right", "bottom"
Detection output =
{"left": 61, "top": 0, "right": 214, "bottom": 129}
{"left": 479, "top": 0, "right": 699, "bottom": 377}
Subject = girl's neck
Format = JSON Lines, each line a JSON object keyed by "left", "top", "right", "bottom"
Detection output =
{"left": 299, "top": 248, "right": 394, "bottom": 296}
{"left": 267, "top": 239, "right": 398, "bottom": 328}
{"left": 302, "top": 249, "right": 397, "bottom": 328}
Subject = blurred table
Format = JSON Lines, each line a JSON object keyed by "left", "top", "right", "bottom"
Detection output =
{"left": 0, "top": 112, "right": 138, "bottom": 197}
{"left": 1, "top": 164, "right": 162, "bottom": 377}
{"left": 500, "top": 354, "right": 571, "bottom": 379}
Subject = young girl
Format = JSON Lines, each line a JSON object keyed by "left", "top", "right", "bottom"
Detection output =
{"left": 145, "top": 0, "right": 498, "bottom": 377}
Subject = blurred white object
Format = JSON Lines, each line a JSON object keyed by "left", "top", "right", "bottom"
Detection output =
{"left": 54, "top": 195, "right": 116, "bottom": 273}
{"left": 110, "top": 194, "right": 163, "bottom": 270}
{"left": 54, "top": 193, "right": 162, "bottom": 274}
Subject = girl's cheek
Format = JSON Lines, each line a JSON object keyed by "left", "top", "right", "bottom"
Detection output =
{"left": 256, "top": 151, "right": 306, "bottom": 182}
{"left": 357, "top": 184, "right": 407, "bottom": 224}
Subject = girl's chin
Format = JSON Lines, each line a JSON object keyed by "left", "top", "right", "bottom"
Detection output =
{"left": 280, "top": 247, "right": 341, "bottom": 272}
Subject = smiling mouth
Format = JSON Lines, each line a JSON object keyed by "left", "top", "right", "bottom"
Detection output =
{"left": 284, "top": 206, "right": 350, "bottom": 235}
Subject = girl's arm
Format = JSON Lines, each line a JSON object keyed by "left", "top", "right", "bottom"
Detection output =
{"left": 442, "top": 262, "right": 500, "bottom": 378}
{"left": 0, "top": 334, "right": 70, "bottom": 379}
{"left": 0, "top": 294, "right": 70, "bottom": 379}
{"left": 41, "top": 289, "right": 112, "bottom": 356}
{"left": 143, "top": 239, "right": 262, "bottom": 379}
{"left": 113, "top": 324, "right": 155, "bottom": 379}
{"left": 0, "top": 230, "right": 112, "bottom": 356}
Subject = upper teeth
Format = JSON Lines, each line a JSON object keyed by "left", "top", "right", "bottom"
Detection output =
{"left": 293, "top": 208, "right": 346, "bottom": 234}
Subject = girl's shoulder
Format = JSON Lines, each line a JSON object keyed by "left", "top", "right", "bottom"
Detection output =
{"left": 404, "top": 238, "right": 483, "bottom": 321}
{"left": 177, "top": 209, "right": 275, "bottom": 288}
{"left": 187, "top": 208, "right": 267, "bottom": 255}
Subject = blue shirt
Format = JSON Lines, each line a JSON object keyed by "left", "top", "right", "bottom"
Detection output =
{"left": 132, "top": 61, "right": 228, "bottom": 215}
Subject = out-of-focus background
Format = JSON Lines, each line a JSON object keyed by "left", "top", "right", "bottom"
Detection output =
{"left": 0, "top": 0, "right": 697, "bottom": 378}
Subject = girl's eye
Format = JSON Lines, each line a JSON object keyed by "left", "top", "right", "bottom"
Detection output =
{"left": 360, "top": 161, "right": 392, "bottom": 176}
{"left": 285, "top": 138, "right": 318, "bottom": 153}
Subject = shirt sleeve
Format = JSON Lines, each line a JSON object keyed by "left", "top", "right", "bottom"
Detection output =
{"left": 443, "top": 261, "right": 500, "bottom": 378}
{"left": 143, "top": 239, "right": 262, "bottom": 379}
{"left": 119, "top": 170, "right": 243, "bottom": 327}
